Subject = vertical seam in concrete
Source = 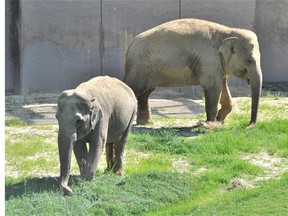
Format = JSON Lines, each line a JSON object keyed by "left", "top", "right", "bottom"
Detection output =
{"left": 15, "top": 0, "right": 22, "bottom": 94}
{"left": 100, "top": 0, "right": 104, "bottom": 75}
{"left": 178, "top": 0, "right": 181, "bottom": 93}
{"left": 179, "top": 0, "right": 181, "bottom": 19}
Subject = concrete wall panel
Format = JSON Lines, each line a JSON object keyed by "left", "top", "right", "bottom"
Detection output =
{"left": 21, "top": 0, "right": 101, "bottom": 93}
{"left": 256, "top": 0, "right": 288, "bottom": 82}
{"left": 102, "top": 0, "right": 179, "bottom": 79}
{"left": 181, "top": 0, "right": 256, "bottom": 30}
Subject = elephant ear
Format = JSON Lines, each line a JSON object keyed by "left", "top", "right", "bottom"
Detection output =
{"left": 218, "top": 37, "right": 238, "bottom": 68}
{"left": 90, "top": 98, "right": 103, "bottom": 130}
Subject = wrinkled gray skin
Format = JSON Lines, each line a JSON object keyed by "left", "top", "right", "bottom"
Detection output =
{"left": 56, "top": 76, "right": 137, "bottom": 195}
{"left": 124, "top": 19, "right": 262, "bottom": 128}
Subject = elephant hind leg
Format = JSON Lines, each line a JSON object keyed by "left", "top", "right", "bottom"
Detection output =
{"left": 112, "top": 140, "right": 124, "bottom": 175}
{"left": 105, "top": 142, "right": 114, "bottom": 172}
{"left": 111, "top": 112, "right": 135, "bottom": 175}
{"left": 217, "top": 78, "right": 232, "bottom": 123}
{"left": 137, "top": 88, "right": 155, "bottom": 125}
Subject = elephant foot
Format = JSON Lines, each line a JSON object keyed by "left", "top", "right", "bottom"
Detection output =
{"left": 82, "top": 169, "right": 95, "bottom": 181}
{"left": 60, "top": 182, "right": 74, "bottom": 196}
{"left": 246, "top": 122, "right": 256, "bottom": 129}
{"left": 137, "top": 109, "right": 153, "bottom": 125}
{"left": 114, "top": 169, "right": 125, "bottom": 176}
{"left": 216, "top": 115, "right": 225, "bottom": 124}
{"left": 136, "top": 116, "right": 153, "bottom": 125}
{"left": 105, "top": 166, "right": 115, "bottom": 174}
{"left": 198, "top": 120, "right": 223, "bottom": 129}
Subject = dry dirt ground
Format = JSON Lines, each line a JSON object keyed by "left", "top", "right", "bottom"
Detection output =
{"left": 5, "top": 88, "right": 288, "bottom": 188}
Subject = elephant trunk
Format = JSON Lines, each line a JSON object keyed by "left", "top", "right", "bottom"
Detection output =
{"left": 58, "top": 130, "right": 77, "bottom": 195}
{"left": 248, "top": 67, "right": 262, "bottom": 128}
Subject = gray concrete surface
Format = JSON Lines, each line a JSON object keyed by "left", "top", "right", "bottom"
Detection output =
{"left": 256, "top": 0, "right": 288, "bottom": 82}
{"left": 5, "top": 0, "right": 288, "bottom": 94}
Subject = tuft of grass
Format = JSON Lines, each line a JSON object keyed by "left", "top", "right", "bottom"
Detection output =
{"left": 5, "top": 117, "right": 28, "bottom": 127}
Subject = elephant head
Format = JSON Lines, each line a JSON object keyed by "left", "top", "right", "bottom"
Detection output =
{"left": 56, "top": 90, "right": 102, "bottom": 195}
{"left": 219, "top": 32, "right": 262, "bottom": 128}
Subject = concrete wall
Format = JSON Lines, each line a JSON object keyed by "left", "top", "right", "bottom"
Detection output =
{"left": 256, "top": 0, "right": 288, "bottom": 82}
{"left": 102, "top": 0, "right": 179, "bottom": 79}
{"left": 6, "top": 0, "right": 288, "bottom": 94}
{"left": 20, "top": 0, "right": 102, "bottom": 93}
{"left": 5, "top": 0, "right": 20, "bottom": 94}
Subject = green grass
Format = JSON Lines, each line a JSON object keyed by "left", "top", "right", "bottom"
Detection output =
{"left": 5, "top": 97, "right": 288, "bottom": 215}
{"left": 5, "top": 116, "right": 29, "bottom": 127}
{"left": 146, "top": 173, "right": 288, "bottom": 216}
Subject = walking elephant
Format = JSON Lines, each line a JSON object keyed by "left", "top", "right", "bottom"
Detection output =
{"left": 124, "top": 18, "right": 262, "bottom": 128}
{"left": 56, "top": 76, "right": 137, "bottom": 195}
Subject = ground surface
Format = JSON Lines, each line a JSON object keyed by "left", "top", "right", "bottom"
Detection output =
{"left": 5, "top": 89, "right": 288, "bottom": 181}
{"left": 5, "top": 87, "right": 287, "bottom": 125}
{"left": 5, "top": 88, "right": 288, "bottom": 215}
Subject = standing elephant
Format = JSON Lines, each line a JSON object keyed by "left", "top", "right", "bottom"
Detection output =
{"left": 124, "top": 18, "right": 262, "bottom": 128}
{"left": 56, "top": 76, "right": 137, "bottom": 195}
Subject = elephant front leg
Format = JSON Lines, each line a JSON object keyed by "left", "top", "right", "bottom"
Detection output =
{"left": 202, "top": 86, "right": 222, "bottom": 128}
{"left": 73, "top": 140, "right": 88, "bottom": 177}
{"left": 82, "top": 125, "right": 106, "bottom": 180}
{"left": 216, "top": 78, "right": 232, "bottom": 123}
{"left": 137, "top": 88, "right": 155, "bottom": 125}
{"left": 204, "top": 87, "right": 221, "bottom": 121}
{"left": 82, "top": 142, "right": 104, "bottom": 180}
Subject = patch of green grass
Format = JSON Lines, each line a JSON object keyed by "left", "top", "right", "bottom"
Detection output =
{"left": 145, "top": 173, "right": 288, "bottom": 216}
{"left": 5, "top": 122, "right": 62, "bottom": 184}
{"left": 6, "top": 172, "right": 195, "bottom": 216}
{"left": 126, "top": 150, "right": 173, "bottom": 174}
{"left": 5, "top": 116, "right": 28, "bottom": 127}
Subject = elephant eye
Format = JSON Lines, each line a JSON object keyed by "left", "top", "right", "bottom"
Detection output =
{"left": 75, "top": 119, "right": 82, "bottom": 127}
{"left": 246, "top": 58, "right": 254, "bottom": 65}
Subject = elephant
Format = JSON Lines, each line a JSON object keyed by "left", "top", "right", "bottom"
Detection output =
{"left": 56, "top": 76, "right": 137, "bottom": 195}
{"left": 124, "top": 18, "right": 262, "bottom": 128}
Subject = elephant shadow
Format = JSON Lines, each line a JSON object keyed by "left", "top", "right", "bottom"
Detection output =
{"left": 5, "top": 175, "right": 80, "bottom": 201}
{"left": 131, "top": 123, "right": 206, "bottom": 137}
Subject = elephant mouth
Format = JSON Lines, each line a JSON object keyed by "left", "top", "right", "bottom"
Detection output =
{"left": 246, "top": 78, "right": 251, "bottom": 85}
{"left": 239, "top": 68, "right": 250, "bottom": 85}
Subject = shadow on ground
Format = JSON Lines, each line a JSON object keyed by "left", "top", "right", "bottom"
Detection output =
{"left": 5, "top": 94, "right": 58, "bottom": 124}
{"left": 132, "top": 124, "right": 206, "bottom": 138}
{"left": 5, "top": 175, "right": 82, "bottom": 200}
{"left": 5, "top": 90, "right": 206, "bottom": 125}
